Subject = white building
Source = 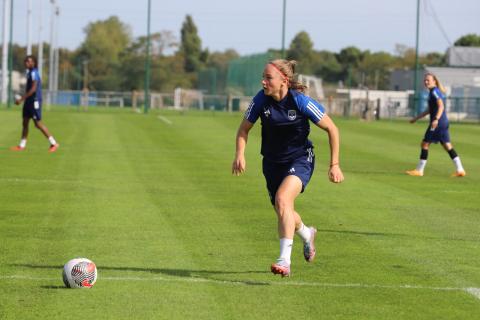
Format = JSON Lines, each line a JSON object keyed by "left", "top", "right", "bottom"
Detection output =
{"left": 336, "top": 88, "right": 412, "bottom": 119}
{"left": 0, "top": 70, "right": 25, "bottom": 102}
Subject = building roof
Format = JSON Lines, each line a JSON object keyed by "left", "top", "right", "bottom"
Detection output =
{"left": 447, "top": 46, "right": 480, "bottom": 67}
{"left": 425, "top": 66, "right": 480, "bottom": 87}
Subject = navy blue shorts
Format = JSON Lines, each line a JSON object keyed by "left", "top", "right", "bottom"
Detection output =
{"left": 262, "top": 148, "right": 315, "bottom": 205}
{"left": 423, "top": 124, "right": 450, "bottom": 144}
{"left": 23, "top": 101, "right": 42, "bottom": 120}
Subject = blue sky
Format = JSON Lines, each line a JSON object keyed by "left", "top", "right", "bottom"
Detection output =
{"left": 8, "top": 0, "right": 480, "bottom": 56}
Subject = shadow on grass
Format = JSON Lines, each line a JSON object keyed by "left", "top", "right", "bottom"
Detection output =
{"left": 345, "top": 169, "right": 404, "bottom": 176}
{"left": 318, "top": 228, "right": 403, "bottom": 237}
{"left": 318, "top": 228, "right": 480, "bottom": 242}
{"left": 12, "top": 264, "right": 271, "bottom": 287}
{"left": 40, "top": 285, "right": 68, "bottom": 290}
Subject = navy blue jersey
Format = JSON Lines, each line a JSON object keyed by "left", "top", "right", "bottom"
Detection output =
{"left": 428, "top": 87, "right": 447, "bottom": 126}
{"left": 245, "top": 89, "right": 326, "bottom": 163}
{"left": 25, "top": 68, "right": 42, "bottom": 105}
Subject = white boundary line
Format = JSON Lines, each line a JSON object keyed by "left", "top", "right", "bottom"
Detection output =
{"left": 466, "top": 288, "right": 480, "bottom": 300}
{"left": 2, "top": 275, "right": 479, "bottom": 299}
{"left": 0, "top": 177, "right": 83, "bottom": 184}
{"left": 157, "top": 115, "right": 172, "bottom": 125}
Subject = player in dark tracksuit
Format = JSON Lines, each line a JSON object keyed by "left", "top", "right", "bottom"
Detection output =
{"left": 12, "top": 55, "right": 59, "bottom": 152}
{"left": 406, "top": 73, "right": 465, "bottom": 177}
{"left": 232, "top": 59, "right": 344, "bottom": 277}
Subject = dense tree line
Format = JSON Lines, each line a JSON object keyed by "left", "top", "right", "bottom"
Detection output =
{"left": 9, "top": 15, "right": 480, "bottom": 93}
{"left": 285, "top": 31, "right": 450, "bottom": 90}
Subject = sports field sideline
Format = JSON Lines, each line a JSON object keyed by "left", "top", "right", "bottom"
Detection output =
{"left": 0, "top": 107, "right": 479, "bottom": 319}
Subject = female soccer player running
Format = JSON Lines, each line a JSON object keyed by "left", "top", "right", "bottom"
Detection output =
{"left": 11, "top": 55, "right": 59, "bottom": 152}
{"left": 406, "top": 73, "right": 466, "bottom": 177}
{"left": 232, "top": 59, "right": 344, "bottom": 277}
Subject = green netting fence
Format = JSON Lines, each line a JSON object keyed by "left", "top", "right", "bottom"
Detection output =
{"left": 226, "top": 52, "right": 279, "bottom": 96}
{"left": 198, "top": 52, "right": 278, "bottom": 96}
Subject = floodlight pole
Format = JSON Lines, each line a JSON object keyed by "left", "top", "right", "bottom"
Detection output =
{"left": 144, "top": 0, "right": 151, "bottom": 114}
{"left": 27, "top": 0, "right": 32, "bottom": 54}
{"left": 281, "top": 0, "right": 286, "bottom": 58}
{"left": 38, "top": 0, "right": 44, "bottom": 78}
{"left": 6, "top": 0, "right": 13, "bottom": 108}
{"left": 82, "top": 60, "right": 88, "bottom": 90}
{"left": 413, "top": 0, "right": 421, "bottom": 115}
{"left": 48, "top": 0, "right": 56, "bottom": 105}
{"left": 53, "top": 5, "right": 59, "bottom": 92}
{"left": 2, "top": 0, "right": 10, "bottom": 105}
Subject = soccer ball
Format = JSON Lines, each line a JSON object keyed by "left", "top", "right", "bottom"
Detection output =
{"left": 62, "top": 258, "right": 97, "bottom": 288}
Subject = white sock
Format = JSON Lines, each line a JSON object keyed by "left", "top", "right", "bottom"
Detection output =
{"left": 296, "top": 223, "right": 311, "bottom": 243}
{"left": 416, "top": 160, "right": 427, "bottom": 172}
{"left": 19, "top": 139, "right": 27, "bottom": 148}
{"left": 452, "top": 157, "right": 465, "bottom": 172}
{"left": 279, "top": 238, "right": 293, "bottom": 265}
{"left": 48, "top": 136, "right": 57, "bottom": 145}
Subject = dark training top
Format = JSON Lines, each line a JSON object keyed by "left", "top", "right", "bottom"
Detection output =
{"left": 428, "top": 87, "right": 448, "bottom": 127}
{"left": 245, "top": 89, "right": 326, "bottom": 163}
{"left": 25, "top": 67, "right": 42, "bottom": 106}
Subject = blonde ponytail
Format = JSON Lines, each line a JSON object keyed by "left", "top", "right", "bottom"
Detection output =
{"left": 426, "top": 72, "right": 446, "bottom": 94}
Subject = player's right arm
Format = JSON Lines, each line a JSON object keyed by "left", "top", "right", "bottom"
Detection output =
{"left": 232, "top": 92, "right": 263, "bottom": 175}
{"left": 409, "top": 109, "right": 430, "bottom": 123}
{"left": 232, "top": 119, "right": 254, "bottom": 176}
{"left": 15, "top": 79, "right": 37, "bottom": 105}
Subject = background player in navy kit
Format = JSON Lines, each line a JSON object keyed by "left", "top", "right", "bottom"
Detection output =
{"left": 406, "top": 73, "right": 466, "bottom": 177}
{"left": 12, "top": 55, "right": 59, "bottom": 152}
{"left": 232, "top": 59, "right": 344, "bottom": 277}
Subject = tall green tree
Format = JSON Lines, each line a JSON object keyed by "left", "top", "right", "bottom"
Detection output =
{"left": 336, "top": 46, "right": 364, "bottom": 86}
{"left": 311, "top": 50, "right": 342, "bottom": 82}
{"left": 336, "top": 46, "right": 363, "bottom": 68}
{"left": 202, "top": 49, "right": 240, "bottom": 94}
{"left": 57, "top": 48, "right": 78, "bottom": 90}
{"left": 76, "top": 16, "right": 131, "bottom": 90}
{"left": 287, "top": 31, "right": 314, "bottom": 73}
{"left": 180, "top": 15, "right": 204, "bottom": 73}
{"left": 454, "top": 34, "right": 480, "bottom": 47}
{"left": 120, "top": 31, "right": 180, "bottom": 91}
{"left": 336, "top": 46, "right": 363, "bottom": 86}
{"left": 421, "top": 52, "right": 446, "bottom": 66}
{"left": 357, "top": 51, "right": 394, "bottom": 89}
{"left": 391, "top": 47, "right": 445, "bottom": 70}
{"left": 152, "top": 54, "right": 194, "bottom": 91}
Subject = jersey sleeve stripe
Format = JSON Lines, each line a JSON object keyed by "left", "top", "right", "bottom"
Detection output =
{"left": 307, "top": 103, "right": 323, "bottom": 121}
{"left": 307, "top": 102, "right": 325, "bottom": 122}
{"left": 244, "top": 101, "right": 254, "bottom": 119}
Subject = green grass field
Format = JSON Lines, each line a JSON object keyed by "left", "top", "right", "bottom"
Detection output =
{"left": 0, "top": 106, "right": 479, "bottom": 319}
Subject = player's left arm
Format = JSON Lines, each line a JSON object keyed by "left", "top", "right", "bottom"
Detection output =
{"left": 315, "top": 115, "right": 344, "bottom": 183}
{"left": 298, "top": 96, "right": 344, "bottom": 183}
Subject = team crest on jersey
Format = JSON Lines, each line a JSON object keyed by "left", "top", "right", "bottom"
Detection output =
{"left": 287, "top": 110, "right": 297, "bottom": 120}
{"left": 264, "top": 107, "right": 271, "bottom": 118}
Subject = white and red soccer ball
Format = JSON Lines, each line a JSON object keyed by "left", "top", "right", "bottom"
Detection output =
{"left": 62, "top": 258, "right": 97, "bottom": 288}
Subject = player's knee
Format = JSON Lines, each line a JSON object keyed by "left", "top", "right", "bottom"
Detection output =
{"left": 274, "top": 193, "right": 291, "bottom": 215}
